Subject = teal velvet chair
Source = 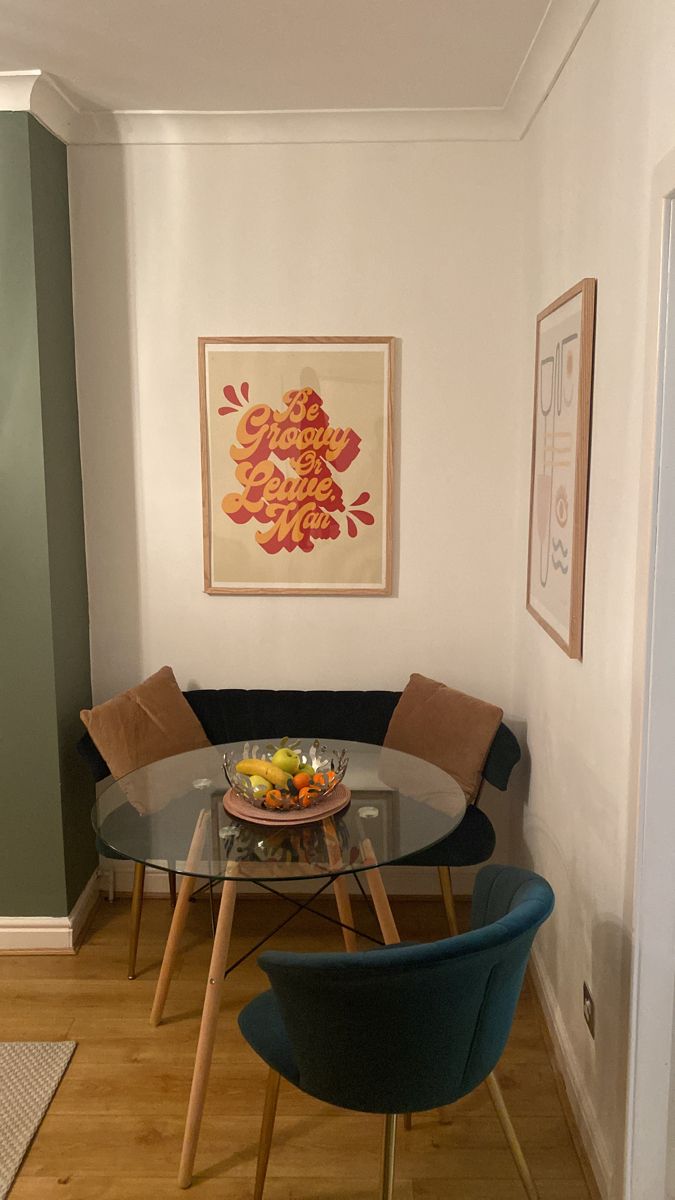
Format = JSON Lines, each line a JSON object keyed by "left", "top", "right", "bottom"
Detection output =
{"left": 238, "top": 865, "right": 554, "bottom": 1200}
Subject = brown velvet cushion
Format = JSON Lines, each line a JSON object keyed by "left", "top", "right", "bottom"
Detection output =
{"left": 383, "top": 673, "right": 503, "bottom": 800}
{"left": 80, "top": 666, "right": 210, "bottom": 780}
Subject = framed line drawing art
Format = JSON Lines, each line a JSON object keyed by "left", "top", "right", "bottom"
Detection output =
{"left": 199, "top": 336, "right": 393, "bottom": 595}
{"left": 526, "top": 279, "right": 596, "bottom": 659}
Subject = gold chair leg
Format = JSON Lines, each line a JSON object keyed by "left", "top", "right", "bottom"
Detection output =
{"left": 487, "top": 1071, "right": 539, "bottom": 1200}
{"left": 168, "top": 869, "right": 177, "bottom": 908}
{"left": 254, "top": 1068, "right": 281, "bottom": 1200}
{"left": 379, "top": 1114, "right": 397, "bottom": 1200}
{"left": 128, "top": 861, "right": 145, "bottom": 979}
{"left": 437, "top": 866, "right": 459, "bottom": 936}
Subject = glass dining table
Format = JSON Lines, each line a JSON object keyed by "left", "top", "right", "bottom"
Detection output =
{"left": 93, "top": 738, "right": 466, "bottom": 1188}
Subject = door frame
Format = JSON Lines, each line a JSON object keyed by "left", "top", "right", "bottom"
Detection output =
{"left": 626, "top": 166, "right": 675, "bottom": 1200}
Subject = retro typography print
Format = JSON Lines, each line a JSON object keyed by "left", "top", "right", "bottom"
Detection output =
{"left": 526, "top": 280, "right": 596, "bottom": 659}
{"left": 199, "top": 338, "right": 393, "bottom": 594}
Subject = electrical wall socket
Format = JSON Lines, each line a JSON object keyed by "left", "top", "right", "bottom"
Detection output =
{"left": 583, "top": 982, "right": 595, "bottom": 1039}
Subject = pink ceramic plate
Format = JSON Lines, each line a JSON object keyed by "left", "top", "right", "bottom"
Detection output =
{"left": 223, "top": 784, "right": 351, "bottom": 826}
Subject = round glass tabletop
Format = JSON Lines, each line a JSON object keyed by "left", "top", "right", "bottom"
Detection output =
{"left": 93, "top": 739, "right": 466, "bottom": 883}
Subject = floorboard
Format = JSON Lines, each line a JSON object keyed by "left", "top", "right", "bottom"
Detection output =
{"left": 0, "top": 893, "right": 598, "bottom": 1199}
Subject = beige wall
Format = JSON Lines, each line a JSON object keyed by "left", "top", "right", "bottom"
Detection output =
{"left": 515, "top": 1, "right": 675, "bottom": 1195}
{"left": 69, "top": 141, "right": 523, "bottom": 712}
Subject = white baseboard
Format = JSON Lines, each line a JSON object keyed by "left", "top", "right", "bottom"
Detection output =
{"left": 530, "top": 946, "right": 611, "bottom": 1198}
{"left": 99, "top": 856, "right": 479, "bottom": 898}
{"left": 0, "top": 869, "right": 100, "bottom": 953}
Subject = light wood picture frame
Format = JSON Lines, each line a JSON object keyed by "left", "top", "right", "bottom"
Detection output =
{"left": 199, "top": 336, "right": 393, "bottom": 595}
{"left": 526, "top": 279, "right": 596, "bottom": 659}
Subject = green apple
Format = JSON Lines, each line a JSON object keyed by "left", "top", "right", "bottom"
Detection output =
{"left": 248, "top": 774, "right": 271, "bottom": 795}
{"left": 271, "top": 748, "right": 301, "bottom": 775}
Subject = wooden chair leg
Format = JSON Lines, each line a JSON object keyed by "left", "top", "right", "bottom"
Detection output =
{"left": 438, "top": 866, "right": 459, "bottom": 936}
{"left": 128, "top": 862, "right": 145, "bottom": 980}
{"left": 379, "top": 1114, "right": 397, "bottom": 1200}
{"left": 254, "top": 1068, "right": 281, "bottom": 1200}
{"left": 487, "top": 1071, "right": 539, "bottom": 1200}
{"left": 168, "top": 870, "right": 177, "bottom": 908}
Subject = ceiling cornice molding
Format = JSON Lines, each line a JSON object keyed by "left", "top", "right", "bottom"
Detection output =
{"left": 0, "top": 69, "right": 38, "bottom": 110}
{"left": 0, "top": 1, "right": 598, "bottom": 147}
{"left": 506, "top": 0, "right": 600, "bottom": 137}
{"left": 0, "top": 69, "right": 81, "bottom": 142}
{"left": 73, "top": 107, "right": 513, "bottom": 146}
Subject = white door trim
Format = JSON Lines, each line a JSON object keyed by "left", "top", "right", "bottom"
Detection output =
{"left": 625, "top": 189, "right": 675, "bottom": 1200}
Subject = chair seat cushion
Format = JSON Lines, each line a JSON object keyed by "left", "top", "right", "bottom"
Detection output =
{"left": 238, "top": 990, "right": 300, "bottom": 1086}
{"left": 394, "top": 803, "right": 496, "bottom": 868}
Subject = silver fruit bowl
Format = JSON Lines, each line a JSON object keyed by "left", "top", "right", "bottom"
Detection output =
{"left": 223, "top": 737, "right": 349, "bottom": 813}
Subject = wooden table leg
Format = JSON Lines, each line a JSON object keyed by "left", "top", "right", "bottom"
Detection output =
{"left": 332, "top": 875, "right": 358, "bottom": 952}
{"left": 361, "top": 838, "right": 400, "bottom": 946}
{"left": 178, "top": 876, "right": 238, "bottom": 1188}
{"left": 150, "top": 809, "right": 208, "bottom": 1028}
{"left": 325, "top": 818, "right": 358, "bottom": 952}
{"left": 128, "top": 862, "right": 146, "bottom": 980}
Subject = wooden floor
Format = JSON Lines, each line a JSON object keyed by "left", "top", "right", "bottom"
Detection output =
{"left": 0, "top": 893, "right": 598, "bottom": 1200}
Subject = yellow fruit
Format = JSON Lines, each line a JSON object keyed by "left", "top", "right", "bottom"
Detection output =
{"left": 236, "top": 758, "right": 291, "bottom": 789}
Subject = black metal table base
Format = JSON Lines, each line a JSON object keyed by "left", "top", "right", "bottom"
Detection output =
{"left": 224, "top": 875, "right": 385, "bottom": 977}
{"left": 190, "top": 870, "right": 385, "bottom": 977}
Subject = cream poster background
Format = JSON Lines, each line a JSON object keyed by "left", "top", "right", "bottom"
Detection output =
{"left": 200, "top": 341, "right": 392, "bottom": 592}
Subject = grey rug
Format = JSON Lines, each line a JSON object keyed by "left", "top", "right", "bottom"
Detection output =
{"left": 0, "top": 1042, "right": 76, "bottom": 1198}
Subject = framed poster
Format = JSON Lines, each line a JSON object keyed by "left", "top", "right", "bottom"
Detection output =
{"left": 526, "top": 279, "right": 596, "bottom": 659}
{"left": 199, "top": 336, "right": 393, "bottom": 595}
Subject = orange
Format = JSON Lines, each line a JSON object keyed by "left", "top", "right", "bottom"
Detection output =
{"left": 293, "top": 772, "right": 311, "bottom": 790}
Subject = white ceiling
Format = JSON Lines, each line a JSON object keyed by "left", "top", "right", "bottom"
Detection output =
{"left": 0, "top": 0, "right": 553, "bottom": 113}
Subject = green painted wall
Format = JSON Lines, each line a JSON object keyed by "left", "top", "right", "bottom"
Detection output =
{"left": 0, "top": 113, "right": 95, "bottom": 918}
{"left": 28, "top": 117, "right": 97, "bottom": 911}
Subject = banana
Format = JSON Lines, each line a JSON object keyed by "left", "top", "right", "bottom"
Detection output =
{"left": 236, "top": 758, "right": 291, "bottom": 789}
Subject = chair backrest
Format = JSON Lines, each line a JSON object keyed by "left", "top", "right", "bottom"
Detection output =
{"left": 76, "top": 688, "right": 403, "bottom": 782}
{"left": 481, "top": 722, "right": 521, "bottom": 792}
{"left": 253, "top": 865, "right": 553, "bottom": 1114}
